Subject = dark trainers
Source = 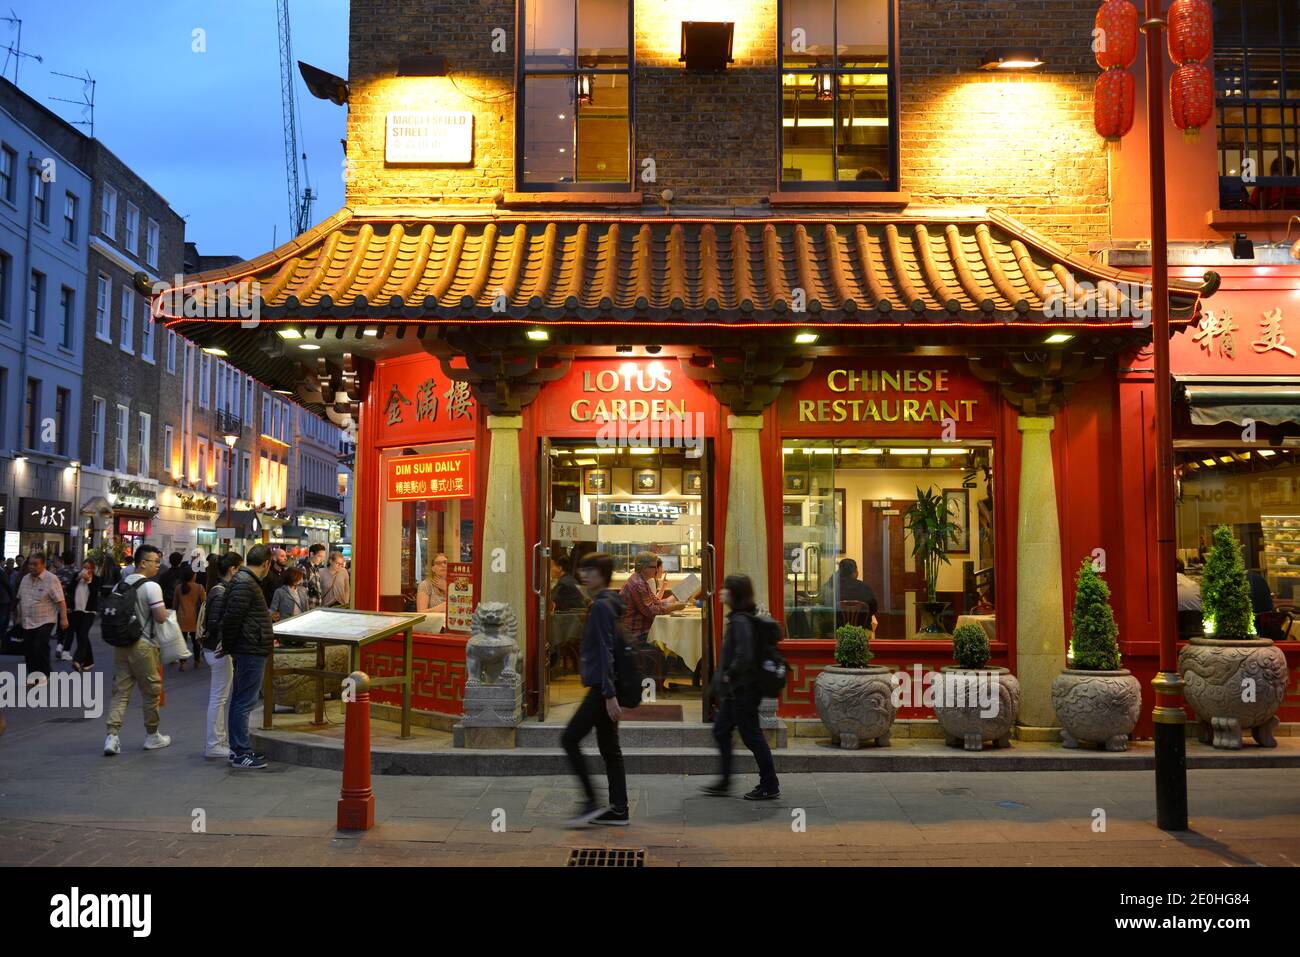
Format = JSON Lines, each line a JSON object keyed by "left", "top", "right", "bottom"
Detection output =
{"left": 565, "top": 802, "right": 605, "bottom": 828}
{"left": 229, "top": 753, "right": 268, "bottom": 770}
{"left": 699, "top": 780, "right": 732, "bottom": 796}
{"left": 744, "top": 786, "right": 780, "bottom": 801}
{"left": 592, "top": 806, "right": 630, "bottom": 826}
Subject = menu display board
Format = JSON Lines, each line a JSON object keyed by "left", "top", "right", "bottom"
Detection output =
{"left": 445, "top": 561, "right": 473, "bottom": 633}
{"left": 386, "top": 450, "right": 473, "bottom": 501}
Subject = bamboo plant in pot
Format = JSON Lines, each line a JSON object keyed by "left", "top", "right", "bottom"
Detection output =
{"left": 903, "top": 486, "right": 959, "bottom": 636}
{"left": 813, "top": 624, "right": 896, "bottom": 749}
{"left": 932, "top": 623, "right": 1021, "bottom": 750}
{"left": 1050, "top": 559, "right": 1141, "bottom": 751}
{"left": 1179, "top": 525, "right": 1288, "bottom": 749}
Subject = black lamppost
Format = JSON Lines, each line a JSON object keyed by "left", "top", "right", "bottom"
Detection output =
{"left": 222, "top": 416, "right": 239, "bottom": 548}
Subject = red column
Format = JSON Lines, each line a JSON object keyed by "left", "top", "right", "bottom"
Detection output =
{"left": 336, "top": 671, "right": 375, "bottom": 831}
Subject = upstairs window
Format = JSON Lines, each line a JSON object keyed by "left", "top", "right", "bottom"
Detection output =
{"left": 780, "top": 0, "right": 898, "bottom": 190}
{"left": 518, "top": 0, "right": 631, "bottom": 191}
{"left": 1215, "top": 0, "right": 1300, "bottom": 209}
{"left": 100, "top": 184, "right": 117, "bottom": 238}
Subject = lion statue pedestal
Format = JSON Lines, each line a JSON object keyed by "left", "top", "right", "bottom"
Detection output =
{"left": 459, "top": 602, "right": 523, "bottom": 749}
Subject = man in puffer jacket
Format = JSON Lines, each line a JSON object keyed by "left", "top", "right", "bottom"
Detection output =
{"left": 219, "top": 545, "right": 275, "bottom": 770}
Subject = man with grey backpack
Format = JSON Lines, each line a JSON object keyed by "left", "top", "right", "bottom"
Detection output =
{"left": 102, "top": 545, "right": 171, "bottom": 756}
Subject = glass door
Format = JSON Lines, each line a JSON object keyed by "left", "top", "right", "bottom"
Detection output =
{"left": 533, "top": 437, "right": 553, "bottom": 720}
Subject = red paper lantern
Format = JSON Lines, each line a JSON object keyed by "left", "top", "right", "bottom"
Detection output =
{"left": 1095, "top": 0, "right": 1139, "bottom": 71}
{"left": 1168, "top": 0, "right": 1213, "bottom": 65}
{"left": 1095, "top": 68, "right": 1136, "bottom": 141}
{"left": 1170, "top": 61, "right": 1214, "bottom": 136}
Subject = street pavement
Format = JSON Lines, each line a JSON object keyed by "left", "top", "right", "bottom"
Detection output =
{"left": 2, "top": 626, "right": 1299, "bottom": 867}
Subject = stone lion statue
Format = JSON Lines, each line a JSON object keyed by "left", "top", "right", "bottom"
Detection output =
{"left": 466, "top": 602, "right": 520, "bottom": 686}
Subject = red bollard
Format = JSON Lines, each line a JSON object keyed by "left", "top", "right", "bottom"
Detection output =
{"left": 337, "top": 671, "right": 375, "bottom": 831}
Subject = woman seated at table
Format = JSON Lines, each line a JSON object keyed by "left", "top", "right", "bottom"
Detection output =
{"left": 822, "top": 558, "right": 880, "bottom": 632}
{"left": 417, "top": 553, "right": 449, "bottom": 613}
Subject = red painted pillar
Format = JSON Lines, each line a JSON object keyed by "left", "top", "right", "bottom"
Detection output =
{"left": 337, "top": 671, "right": 375, "bottom": 831}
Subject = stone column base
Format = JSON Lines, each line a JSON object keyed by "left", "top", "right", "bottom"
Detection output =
{"left": 460, "top": 725, "right": 518, "bottom": 749}
{"left": 1013, "top": 724, "right": 1063, "bottom": 743}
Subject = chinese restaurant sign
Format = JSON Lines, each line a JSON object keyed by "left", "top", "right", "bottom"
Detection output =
{"left": 445, "top": 562, "right": 473, "bottom": 634}
{"left": 375, "top": 356, "right": 476, "bottom": 446}
{"left": 537, "top": 359, "right": 718, "bottom": 438}
{"left": 1170, "top": 288, "right": 1300, "bottom": 375}
{"left": 20, "top": 498, "right": 72, "bottom": 532}
{"left": 778, "top": 359, "right": 997, "bottom": 437}
{"left": 386, "top": 451, "right": 473, "bottom": 502}
{"left": 385, "top": 112, "right": 473, "bottom": 165}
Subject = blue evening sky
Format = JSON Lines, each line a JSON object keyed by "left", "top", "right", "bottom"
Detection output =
{"left": 7, "top": 0, "right": 349, "bottom": 263}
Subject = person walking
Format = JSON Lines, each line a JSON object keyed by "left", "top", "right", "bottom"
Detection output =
{"left": 158, "top": 552, "right": 185, "bottom": 611}
{"left": 69, "top": 559, "right": 101, "bottom": 673}
{"left": 52, "top": 552, "right": 78, "bottom": 662}
{"left": 173, "top": 566, "right": 206, "bottom": 671}
{"left": 200, "top": 552, "right": 241, "bottom": 759}
{"left": 15, "top": 554, "right": 69, "bottom": 687}
{"left": 103, "top": 545, "right": 171, "bottom": 756}
{"left": 320, "top": 551, "right": 351, "bottom": 608}
{"left": 701, "top": 574, "right": 781, "bottom": 800}
{"left": 219, "top": 545, "right": 276, "bottom": 770}
{"left": 0, "top": 556, "right": 14, "bottom": 649}
{"left": 561, "top": 551, "right": 630, "bottom": 827}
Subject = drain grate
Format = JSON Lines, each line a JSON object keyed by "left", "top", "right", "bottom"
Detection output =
{"left": 996, "top": 800, "right": 1027, "bottom": 809}
{"left": 937, "top": 787, "right": 972, "bottom": 796}
{"left": 567, "top": 847, "right": 646, "bottom": 867}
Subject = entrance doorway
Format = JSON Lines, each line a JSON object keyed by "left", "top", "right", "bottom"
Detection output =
{"left": 533, "top": 439, "right": 717, "bottom": 724}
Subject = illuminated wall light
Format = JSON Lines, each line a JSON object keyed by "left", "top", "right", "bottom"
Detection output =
{"left": 203, "top": 346, "right": 228, "bottom": 356}
{"left": 276, "top": 328, "right": 303, "bottom": 340}
{"left": 931, "top": 448, "right": 969, "bottom": 455}
{"left": 887, "top": 448, "right": 921, "bottom": 456}
{"left": 795, "top": 332, "right": 819, "bottom": 345}
{"left": 1258, "top": 449, "right": 1277, "bottom": 457}
{"left": 979, "top": 48, "right": 1045, "bottom": 70}
{"left": 1201, "top": 458, "right": 1216, "bottom": 467}
{"left": 526, "top": 329, "right": 549, "bottom": 341}
{"left": 300, "top": 343, "right": 320, "bottom": 351}
{"left": 1219, "top": 455, "right": 1235, "bottom": 464}
{"left": 1044, "top": 333, "right": 1074, "bottom": 345}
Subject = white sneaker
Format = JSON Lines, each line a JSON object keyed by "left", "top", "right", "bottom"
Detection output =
{"left": 60, "top": 650, "right": 73, "bottom": 661}
{"left": 143, "top": 732, "right": 172, "bottom": 751}
{"left": 103, "top": 733, "right": 121, "bottom": 756}
{"left": 54, "top": 643, "right": 64, "bottom": 656}
{"left": 204, "top": 746, "right": 231, "bottom": 759}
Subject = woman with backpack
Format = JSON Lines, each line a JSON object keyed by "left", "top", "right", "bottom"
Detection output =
{"left": 173, "top": 566, "right": 206, "bottom": 671}
{"left": 701, "top": 573, "right": 781, "bottom": 801}
{"left": 200, "top": 552, "right": 241, "bottom": 760}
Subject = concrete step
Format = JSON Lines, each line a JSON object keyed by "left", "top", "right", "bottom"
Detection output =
{"left": 252, "top": 729, "right": 1300, "bottom": 777}
{"left": 512, "top": 722, "right": 773, "bottom": 750}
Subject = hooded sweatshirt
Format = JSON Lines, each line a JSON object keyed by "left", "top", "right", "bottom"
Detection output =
{"left": 580, "top": 588, "right": 626, "bottom": 699}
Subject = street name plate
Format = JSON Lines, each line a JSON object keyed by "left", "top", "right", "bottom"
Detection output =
{"left": 385, "top": 111, "right": 473, "bottom": 164}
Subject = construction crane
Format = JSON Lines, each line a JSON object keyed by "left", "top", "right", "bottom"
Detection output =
{"left": 276, "top": 0, "right": 315, "bottom": 237}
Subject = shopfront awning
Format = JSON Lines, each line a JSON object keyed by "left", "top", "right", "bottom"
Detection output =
{"left": 1177, "top": 375, "right": 1300, "bottom": 426}
{"left": 80, "top": 496, "right": 112, "bottom": 518}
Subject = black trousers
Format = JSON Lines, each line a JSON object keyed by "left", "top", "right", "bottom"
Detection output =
{"left": 561, "top": 686, "right": 628, "bottom": 810}
{"left": 712, "top": 691, "right": 779, "bottom": 790}
{"left": 71, "top": 610, "right": 95, "bottom": 668}
{"left": 21, "top": 623, "right": 55, "bottom": 677}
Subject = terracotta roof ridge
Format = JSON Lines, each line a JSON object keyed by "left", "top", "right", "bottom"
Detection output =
{"left": 177, "top": 207, "right": 356, "bottom": 288}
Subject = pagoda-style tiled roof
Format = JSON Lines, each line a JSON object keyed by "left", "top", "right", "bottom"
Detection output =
{"left": 157, "top": 207, "right": 1205, "bottom": 326}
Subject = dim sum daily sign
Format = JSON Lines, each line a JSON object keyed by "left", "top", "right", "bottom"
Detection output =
{"left": 385, "top": 450, "right": 474, "bottom": 501}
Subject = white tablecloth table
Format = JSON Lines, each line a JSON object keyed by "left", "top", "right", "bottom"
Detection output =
{"left": 650, "top": 612, "right": 703, "bottom": 669}
{"left": 416, "top": 612, "right": 446, "bottom": 634}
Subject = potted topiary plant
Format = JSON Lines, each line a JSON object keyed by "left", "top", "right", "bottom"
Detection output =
{"left": 1179, "top": 525, "right": 1288, "bottom": 749}
{"left": 904, "top": 486, "right": 959, "bottom": 635}
{"left": 1050, "top": 559, "right": 1141, "bottom": 751}
{"left": 813, "top": 623, "right": 896, "bottom": 749}
{"left": 932, "top": 622, "right": 1021, "bottom": 750}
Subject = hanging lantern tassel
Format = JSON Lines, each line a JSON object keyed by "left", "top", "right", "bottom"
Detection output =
{"left": 1095, "top": 68, "right": 1136, "bottom": 144}
{"left": 1170, "top": 62, "right": 1213, "bottom": 142}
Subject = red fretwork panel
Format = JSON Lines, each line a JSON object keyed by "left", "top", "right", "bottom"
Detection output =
{"left": 361, "top": 635, "right": 468, "bottom": 716}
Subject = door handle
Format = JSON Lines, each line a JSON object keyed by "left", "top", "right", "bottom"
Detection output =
{"left": 703, "top": 543, "right": 716, "bottom": 598}
{"left": 530, "top": 542, "right": 543, "bottom": 596}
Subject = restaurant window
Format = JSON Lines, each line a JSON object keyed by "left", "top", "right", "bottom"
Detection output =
{"left": 379, "top": 443, "right": 474, "bottom": 615}
{"left": 781, "top": 440, "right": 996, "bottom": 640}
{"left": 1174, "top": 447, "right": 1300, "bottom": 640}
{"left": 1215, "top": 0, "right": 1300, "bottom": 209}
{"left": 518, "top": 0, "right": 632, "bottom": 190}
{"left": 780, "top": 0, "right": 897, "bottom": 189}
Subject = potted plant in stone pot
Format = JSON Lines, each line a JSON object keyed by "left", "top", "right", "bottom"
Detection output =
{"left": 813, "top": 624, "right": 896, "bottom": 749}
{"left": 1051, "top": 559, "right": 1141, "bottom": 751}
{"left": 933, "top": 623, "right": 1021, "bottom": 751}
{"left": 1179, "top": 525, "right": 1288, "bottom": 749}
{"left": 904, "top": 487, "right": 959, "bottom": 636}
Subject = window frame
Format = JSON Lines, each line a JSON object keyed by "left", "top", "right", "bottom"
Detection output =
{"left": 23, "top": 377, "right": 39, "bottom": 450}
{"left": 145, "top": 218, "right": 160, "bottom": 269}
{"left": 95, "top": 274, "right": 112, "bottom": 342}
{"left": 32, "top": 173, "right": 49, "bottom": 225}
{"left": 115, "top": 403, "right": 130, "bottom": 473}
{"left": 0, "top": 145, "right": 15, "bottom": 204}
{"left": 100, "top": 184, "right": 117, "bottom": 239}
{"left": 58, "top": 285, "right": 74, "bottom": 349}
{"left": 91, "top": 396, "right": 105, "bottom": 467}
{"left": 119, "top": 286, "right": 134, "bottom": 354}
{"left": 515, "top": 0, "right": 636, "bottom": 193}
{"left": 63, "top": 191, "right": 78, "bottom": 244}
{"left": 28, "top": 269, "right": 44, "bottom": 337}
{"left": 777, "top": 0, "right": 901, "bottom": 192}
{"left": 124, "top": 201, "right": 140, "bottom": 254}
{"left": 55, "top": 387, "right": 70, "bottom": 456}
{"left": 138, "top": 411, "right": 151, "bottom": 477}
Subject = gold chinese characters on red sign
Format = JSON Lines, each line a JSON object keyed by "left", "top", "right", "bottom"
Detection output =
{"left": 385, "top": 451, "right": 473, "bottom": 502}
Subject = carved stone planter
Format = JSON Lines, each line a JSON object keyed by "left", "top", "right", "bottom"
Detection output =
{"left": 273, "top": 644, "right": 349, "bottom": 712}
{"left": 1179, "top": 638, "right": 1288, "bottom": 749}
{"left": 814, "top": 666, "right": 896, "bottom": 749}
{"left": 933, "top": 666, "right": 1021, "bottom": 751}
{"left": 1051, "top": 669, "right": 1141, "bottom": 751}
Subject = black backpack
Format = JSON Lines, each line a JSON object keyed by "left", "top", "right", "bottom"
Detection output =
{"left": 750, "top": 613, "right": 789, "bottom": 698}
{"left": 100, "top": 579, "right": 149, "bottom": 647}
{"left": 609, "top": 617, "right": 644, "bottom": 709}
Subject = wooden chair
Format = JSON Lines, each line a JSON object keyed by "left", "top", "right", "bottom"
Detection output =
{"left": 837, "top": 601, "right": 871, "bottom": 630}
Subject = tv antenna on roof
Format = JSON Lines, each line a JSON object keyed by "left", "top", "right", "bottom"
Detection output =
{"left": 1, "top": 11, "right": 42, "bottom": 88}
{"left": 49, "top": 69, "right": 96, "bottom": 138}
